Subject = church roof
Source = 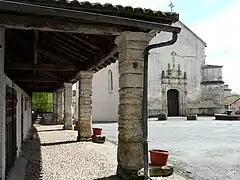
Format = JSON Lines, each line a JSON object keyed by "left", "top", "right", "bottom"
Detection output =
{"left": 178, "top": 20, "right": 207, "bottom": 47}
{"left": 224, "top": 95, "right": 240, "bottom": 105}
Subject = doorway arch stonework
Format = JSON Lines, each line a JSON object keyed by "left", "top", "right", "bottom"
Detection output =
{"left": 162, "top": 85, "right": 187, "bottom": 116}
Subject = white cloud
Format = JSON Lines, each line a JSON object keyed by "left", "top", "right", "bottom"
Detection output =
{"left": 78, "top": 0, "right": 169, "bottom": 10}
{"left": 189, "top": 1, "right": 240, "bottom": 93}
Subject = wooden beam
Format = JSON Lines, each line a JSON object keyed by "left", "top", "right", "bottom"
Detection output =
{"left": 14, "top": 78, "right": 61, "bottom": 83}
{"left": 0, "top": 14, "right": 122, "bottom": 35}
{"left": 7, "top": 63, "right": 78, "bottom": 71}
{"left": 33, "top": 30, "right": 38, "bottom": 86}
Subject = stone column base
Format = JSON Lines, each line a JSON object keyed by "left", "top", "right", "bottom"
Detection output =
{"left": 77, "top": 136, "right": 92, "bottom": 142}
{"left": 74, "top": 121, "right": 79, "bottom": 131}
{"left": 117, "top": 165, "right": 144, "bottom": 180}
{"left": 63, "top": 125, "right": 73, "bottom": 130}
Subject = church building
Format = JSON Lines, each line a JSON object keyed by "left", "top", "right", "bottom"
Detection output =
{"left": 74, "top": 21, "right": 227, "bottom": 122}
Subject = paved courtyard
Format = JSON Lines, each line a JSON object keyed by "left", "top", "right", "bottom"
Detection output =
{"left": 93, "top": 117, "right": 240, "bottom": 180}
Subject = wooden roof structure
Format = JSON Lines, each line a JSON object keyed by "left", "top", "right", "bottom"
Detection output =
{"left": 0, "top": 0, "right": 180, "bottom": 94}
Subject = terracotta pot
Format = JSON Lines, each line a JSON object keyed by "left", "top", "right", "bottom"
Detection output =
{"left": 92, "top": 128, "right": 102, "bottom": 136}
{"left": 149, "top": 149, "right": 169, "bottom": 166}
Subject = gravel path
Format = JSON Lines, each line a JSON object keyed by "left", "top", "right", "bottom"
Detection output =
{"left": 8, "top": 124, "right": 184, "bottom": 180}
{"left": 24, "top": 124, "right": 119, "bottom": 180}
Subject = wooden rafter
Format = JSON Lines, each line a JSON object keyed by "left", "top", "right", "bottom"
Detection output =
{"left": 51, "top": 32, "right": 97, "bottom": 54}
{"left": 66, "top": 33, "right": 101, "bottom": 50}
{"left": 15, "top": 78, "right": 61, "bottom": 83}
{"left": 89, "top": 44, "right": 118, "bottom": 70}
{"left": 41, "top": 32, "right": 91, "bottom": 62}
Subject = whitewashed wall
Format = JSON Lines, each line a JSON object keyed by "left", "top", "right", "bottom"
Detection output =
{"left": 92, "top": 62, "right": 119, "bottom": 122}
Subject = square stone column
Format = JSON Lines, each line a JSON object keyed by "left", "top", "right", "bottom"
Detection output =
{"left": 116, "top": 32, "right": 149, "bottom": 179}
{"left": 53, "top": 91, "right": 58, "bottom": 124}
{"left": 63, "top": 83, "right": 73, "bottom": 130}
{"left": 77, "top": 71, "right": 94, "bottom": 142}
{"left": 56, "top": 88, "right": 63, "bottom": 124}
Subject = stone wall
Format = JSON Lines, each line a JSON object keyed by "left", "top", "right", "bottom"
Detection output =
{"left": 148, "top": 21, "right": 206, "bottom": 115}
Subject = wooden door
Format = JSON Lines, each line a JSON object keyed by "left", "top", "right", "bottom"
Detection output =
{"left": 5, "top": 85, "right": 17, "bottom": 178}
{"left": 167, "top": 89, "right": 179, "bottom": 116}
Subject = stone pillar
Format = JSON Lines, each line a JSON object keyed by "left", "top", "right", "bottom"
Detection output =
{"left": 53, "top": 91, "right": 58, "bottom": 124}
{"left": 56, "top": 88, "right": 63, "bottom": 124}
{"left": 0, "top": 27, "right": 5, "bottom": 179}
{"left": 116, "top": 32, "right": 149, "bottom": 179}
{"left": 77, "top": 71, "right": 94, "bottom": 142}
{"left": 74, "top": 81, "right": 79, "bottom": 130}
{"left": 63, "top": 83, "right": 73, "bottom": 130}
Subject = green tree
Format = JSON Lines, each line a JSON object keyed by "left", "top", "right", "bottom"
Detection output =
{"left": 32, "top": 92, "right": 53, "bottom": 112}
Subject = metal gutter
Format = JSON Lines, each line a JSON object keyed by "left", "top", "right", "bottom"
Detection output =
{"left": 0, "top": 0, "right": 181, "bottom": 33}
{"left": 143, "top": 32, "right": 180, "bottom": 179}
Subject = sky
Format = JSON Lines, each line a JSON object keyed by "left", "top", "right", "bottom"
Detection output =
{"left": 80, "top": 0, "right": 240, "bottom": 93}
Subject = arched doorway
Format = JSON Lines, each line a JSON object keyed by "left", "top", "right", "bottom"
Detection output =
{"left": 167, "top": 89, "right": 179, "bottom": 116}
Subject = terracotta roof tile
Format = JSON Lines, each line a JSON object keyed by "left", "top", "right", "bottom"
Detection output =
{"left": 13, "top": 0, "right": 179, "bottom": 24}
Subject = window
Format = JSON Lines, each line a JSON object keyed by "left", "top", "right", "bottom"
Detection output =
{"left": 108, "top": 70, "right": 113, "bottom": 93}
{"left": 72, "top": 90, "right": 76, "bottom": 97}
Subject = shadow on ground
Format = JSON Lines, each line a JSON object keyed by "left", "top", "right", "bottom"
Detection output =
{"left": 37, "top": 129, "right": 65, "bottom": 133}
{"left": 22, "top": 126, "right": 43, "bottom": 180}
{"left": 94, "top": 175, "right": 121, "bottom": 180}
{"left": 41, "top": 140, "right": 77, "bottom": 146}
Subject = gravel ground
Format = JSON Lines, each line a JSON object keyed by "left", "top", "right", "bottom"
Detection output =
{"left": 8, "top": 124, "right": 184, "bottom": 180}
{"left": 33, "top": 124, "right": 119, "bottom": 180}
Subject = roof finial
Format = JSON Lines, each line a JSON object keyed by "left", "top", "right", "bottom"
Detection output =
{"left": 168, "top": 2, "right": 175, "bottom": 12}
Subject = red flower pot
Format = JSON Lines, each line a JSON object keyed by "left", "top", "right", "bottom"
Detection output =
{"left": 92, "top": 128, "right": 102, "bottom": 136}
{"left": 149, "top": 149, "right": 169, "bottom": 166}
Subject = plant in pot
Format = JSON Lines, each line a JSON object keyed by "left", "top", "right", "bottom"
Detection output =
{"left": 149, "top": 149, "right": 169, "bottom": 166}
{"left": 158, "top": 113, "right": 167, "bottom": 121}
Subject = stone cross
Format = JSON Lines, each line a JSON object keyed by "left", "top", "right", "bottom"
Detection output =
{"left": 168, "top": 2, "right": 175, "bottom": 12}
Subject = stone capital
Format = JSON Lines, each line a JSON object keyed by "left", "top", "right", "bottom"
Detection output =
{"left": 115, "top": 31, "right": 149, "bottom": 45}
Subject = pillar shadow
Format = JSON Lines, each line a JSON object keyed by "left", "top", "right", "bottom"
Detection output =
{"left": 37, "top": 129, "right": 65, "bottom": 133}
{"left": 41, "top": 140, "right": 77, "bottom": 147}
{"left": 22, "top": 126, "right": 43, "bottom": 180}
{"left": 93, "top": 175, "right": 121, "bottom": 180}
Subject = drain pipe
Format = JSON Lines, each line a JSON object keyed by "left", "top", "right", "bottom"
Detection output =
{"left": 142, "top": 31, "right": 180, "bottom": 179}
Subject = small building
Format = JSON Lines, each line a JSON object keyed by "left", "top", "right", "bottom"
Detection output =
{"left": 223, "top": 84, "right": 232, "bottom": 98}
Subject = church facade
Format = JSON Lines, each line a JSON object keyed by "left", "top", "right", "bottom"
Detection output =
{"left": 85, "top": 21, "right": 226, "bottom": 121}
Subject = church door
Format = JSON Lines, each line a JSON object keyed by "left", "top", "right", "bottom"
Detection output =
{"left": 167, "top": 89, "right": 179, "bottom": 116}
